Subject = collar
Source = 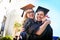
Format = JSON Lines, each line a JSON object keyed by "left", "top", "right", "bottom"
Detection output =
{"left": 35, "top": 20, "right": 42, "bottom": 24}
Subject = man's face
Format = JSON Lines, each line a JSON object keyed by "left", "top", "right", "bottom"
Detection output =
{"left": 36, "top": 11, "right": 45, "bottom": 21}
{"left": 25, "top": 9, "right": 34, "bottom": 19}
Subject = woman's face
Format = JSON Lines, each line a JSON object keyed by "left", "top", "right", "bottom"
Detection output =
{"left": 36, "top": 11, "right": 45, "bottom": 21}
{"left": 26, "top": 9, "right": 34, "bottom": 19}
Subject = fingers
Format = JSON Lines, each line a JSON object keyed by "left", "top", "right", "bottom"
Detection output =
{"left": 42, "top": 18, "right": 47, "bottom": 23}
{"left": 42, "top": 17, "right": 51, "bottom": 24}
{"left": 45, "top": 20, "right": 51, "bottom": 24}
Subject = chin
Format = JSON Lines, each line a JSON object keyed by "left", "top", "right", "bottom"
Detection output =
{"left": 30, "top": 17, "right": 34, "bottom": 19}
{"left": 37, "top": 19, "right": 41, "bottom": 21}
{"left": 39, "top": 19, "right": 42, "bottom": 21}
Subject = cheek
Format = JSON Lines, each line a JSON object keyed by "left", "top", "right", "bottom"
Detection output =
{"left": 40, "top": 16, "right": 44, "bottom": 18}
{"left": 30, "top": 13, "right": 34, "bottom": 17}
{"left": 37, "top": 15, "right": 43, "bottom": 20}
{"left": 40, "top": 14, "right": 44, "bottom": 18}
{"left": 30, "top": 13, "right": 34, "bottom": 16}
{"left": 27, "top": 14, "right": 30, "bottom": 17}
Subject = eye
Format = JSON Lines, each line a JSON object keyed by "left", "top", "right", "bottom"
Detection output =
{"left": 37, "top": 14, "right": 39, "bottom": 15}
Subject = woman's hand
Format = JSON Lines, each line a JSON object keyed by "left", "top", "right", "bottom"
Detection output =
{"left": 45, "top": 20, "right": 51, "bottom": 24}
{"left": 42, "top": 17, "right": 47, "bottom": 23}
{"left": 36, "top": 20, "right": 51, "bottom": 35}
{"left": 42, "top": 15, "right": 50, "bottom": 23}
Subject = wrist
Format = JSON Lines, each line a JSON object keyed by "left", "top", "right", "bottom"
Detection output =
{"left": 44, "top": 21, "right": 49, "bottom": 25}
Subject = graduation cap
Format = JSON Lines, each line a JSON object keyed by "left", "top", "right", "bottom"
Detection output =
{"left": 36, "top": 6, "right": 49, "bottom": 15}
{"left": 20, "top": 4, "right": 35, "bottom": 17}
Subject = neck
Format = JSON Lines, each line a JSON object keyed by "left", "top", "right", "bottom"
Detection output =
{"left": 35, "top": 20, "right": 42, "bottom": 22}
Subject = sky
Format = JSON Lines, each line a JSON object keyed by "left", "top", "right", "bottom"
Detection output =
{"left": 34, "top": 0, "right": 60, "bottom": 37}
{"left": 0, "top": 0, "right": 60, "bottom": 37}
{"left": 25, "top": 0, "right": 60, "bottom": 37}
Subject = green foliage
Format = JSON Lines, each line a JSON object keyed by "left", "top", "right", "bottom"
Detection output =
{"left": 14, "top": 22, "right": 21, "bottom": 27}
{"left": 1, "top": 35, "right": 13, "bottom": 40}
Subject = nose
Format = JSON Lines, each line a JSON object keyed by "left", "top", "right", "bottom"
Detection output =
{"left": 31, "top": 13, "right": 34, "bottom": 15}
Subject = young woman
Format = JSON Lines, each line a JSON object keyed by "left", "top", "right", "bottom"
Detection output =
{"left": 19, "top": 4, "right": 35, "bottom": 40}
{"left": 27, "top": 6, "right": 53, "bottom": 40}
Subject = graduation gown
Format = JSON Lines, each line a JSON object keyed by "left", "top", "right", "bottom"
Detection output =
{"left": 20, "top": 31, "right": 27, "bottom": 40}
{"left": 22, "top": 18, "right": 35, "bottom": 40}
{"left": 28, "top": 21, "right": 53, "bottom": 40}
{"left": 23, "top": 18, "right": 35, "bottom": 34}
{"left": 23, "top": 18, "right": 53, "bottom": 40}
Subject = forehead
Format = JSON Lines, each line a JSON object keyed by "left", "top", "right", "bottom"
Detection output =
{"left": 37, "top": 11, "right": 44, "bottom": 14}
{"left": 24, "top": 9, "right": 33, "bottom": 12}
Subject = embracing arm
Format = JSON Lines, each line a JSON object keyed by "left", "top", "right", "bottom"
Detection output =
{"left": 36, "top": 20, "right": 51, "bottom": 35}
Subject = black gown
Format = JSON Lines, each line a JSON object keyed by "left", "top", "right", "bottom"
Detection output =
{"left": 23, "top": 18, "right": 53, "bottom": 40}
{"left": 23, "top": 18, "right": 35, "bottom": 34}
{"left": 20, "top": 31, "right": 27, "bottom": 40}
{"left": 28, "top": 21, "right": 53, "bottom": 40}
{"left": 20, "top": 18, "right": 34, "bottom": 40}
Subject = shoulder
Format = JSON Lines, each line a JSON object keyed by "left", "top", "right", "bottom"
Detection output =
{"left": 25, "top": 18, "right": 34, "bottom": 23}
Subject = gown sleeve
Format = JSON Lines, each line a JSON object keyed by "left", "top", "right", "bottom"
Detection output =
{"left": 38, "top": 24, "right": 53, "bottom": 38}
{"left": 28, "top": 23, "right": 42, "bottom": 34}
{"left": 20, "top": 32, "right": 27, "bottom": 40}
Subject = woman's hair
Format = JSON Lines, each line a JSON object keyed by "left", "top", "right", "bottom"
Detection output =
{"left": 22, "top": 10, "right": 29, "bottom": 25}
{"left": 23, "top": 11, "right": 28, "bottom": 20}
{"left": 22, "top": 9, "right": 34, "bottom": 25}
{"left": 23, "top": 9, "right": 33, "bottom": 19}
{"left": 35, "top": 12, "right": 38, "bottom": 21}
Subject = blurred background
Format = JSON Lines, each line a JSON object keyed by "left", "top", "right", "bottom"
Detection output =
{"left": 0, "top": 0, "right": 60, "bottom": 38}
